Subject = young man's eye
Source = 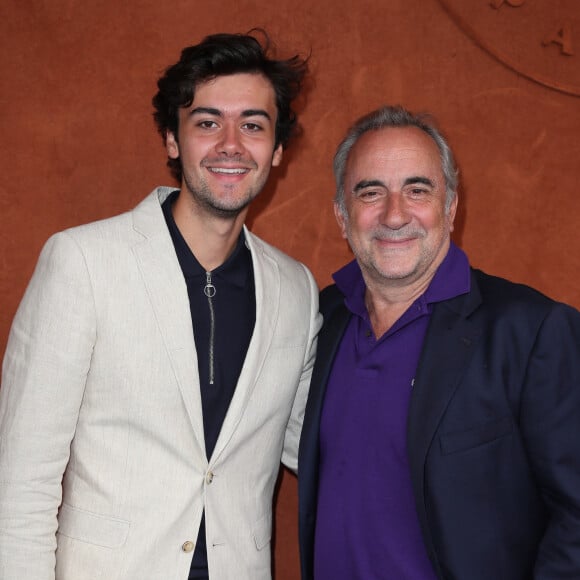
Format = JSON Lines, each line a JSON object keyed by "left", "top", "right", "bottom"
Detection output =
{"left": 242, "top": 122, "right": 262, "bottom": 131}
{"left": 198, "top": 120, "right": 218, "bottom": 129}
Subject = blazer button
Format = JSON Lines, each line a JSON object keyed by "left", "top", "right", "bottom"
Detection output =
{"left": 206, "top": 470, "right": 214, "bottom": 484}
{"left": 182, "top": 541, "right": 194, "bottom": 553}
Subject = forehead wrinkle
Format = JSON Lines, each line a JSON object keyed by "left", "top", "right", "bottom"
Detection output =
{"left": 347, "top": 128, "right": 445, "bottom": 189}
{"left": 377, "top": 146, "right": 427, "bottom": 161}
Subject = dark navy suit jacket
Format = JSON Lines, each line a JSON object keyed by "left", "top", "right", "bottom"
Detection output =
{"left": 298, "top": 268, "right": 580, "bottom": 580}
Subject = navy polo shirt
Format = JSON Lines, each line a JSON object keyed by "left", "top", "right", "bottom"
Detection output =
{"left": 162, "top": 191, "right": 256, "bottom": 580}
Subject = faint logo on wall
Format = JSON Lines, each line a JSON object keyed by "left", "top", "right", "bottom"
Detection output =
{"left": 437, "top": 0, "right": 580, "bottom": 97}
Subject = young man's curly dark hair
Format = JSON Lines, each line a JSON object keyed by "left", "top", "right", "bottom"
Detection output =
{"left": 152, "top": 30, "right": 308, "bottom": 182}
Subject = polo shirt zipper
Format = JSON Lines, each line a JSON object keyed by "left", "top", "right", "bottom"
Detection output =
{"left": 204, "top": 271, "right": 216, "bottom": 385}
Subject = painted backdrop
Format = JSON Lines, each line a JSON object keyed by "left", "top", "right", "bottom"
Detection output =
{"left": 1, "top": 0, "right": 579, "bottom": 577}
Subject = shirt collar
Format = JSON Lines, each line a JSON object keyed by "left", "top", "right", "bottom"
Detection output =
{"left": 162, "top": 190, "right": 251, "bottom": 288}
{"left": 333, "top": 241, "right": 471, "bottom": 318}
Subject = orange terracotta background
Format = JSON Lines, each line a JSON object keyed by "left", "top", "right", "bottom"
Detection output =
{"left": 1, "top": 1, "right": 579, "bottom": 577}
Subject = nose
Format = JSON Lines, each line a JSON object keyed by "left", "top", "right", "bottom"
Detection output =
{"left": 216, "top": 124, "right": 245, "bottom": 157}
{"left": 380, "top": 192, "right": 410, "bottom": 230}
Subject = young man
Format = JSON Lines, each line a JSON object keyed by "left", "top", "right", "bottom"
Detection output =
{"left": 298, "top": 105, "right": 580, "bottom": 579}
{"left": 0, "top": 32, "right": 320, "bottom": 580}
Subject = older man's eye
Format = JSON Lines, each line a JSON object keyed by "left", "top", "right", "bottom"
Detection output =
{"left": 408, "top": 188, "right": 430, "bottom": 198}
{"left": 356, "top": 190, "right": 382, "bottom": 202}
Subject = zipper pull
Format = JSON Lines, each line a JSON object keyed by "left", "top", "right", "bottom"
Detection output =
{"left": 204, "top": 271, "right": 216, "bottom": 297}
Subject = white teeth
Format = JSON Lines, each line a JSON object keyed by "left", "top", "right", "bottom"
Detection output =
{"left": 209, "top": 167, "right": 247, "bottom": 174}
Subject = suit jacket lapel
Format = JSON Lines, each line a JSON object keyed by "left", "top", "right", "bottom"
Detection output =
{"left": 131, "top": 188, "right": 207, "bottom": 460}
{"left": 209, "top": 229, "right": 278, "bottom": 462}
{"left": 406, "top": 275, "right": 483, "bottom": 555}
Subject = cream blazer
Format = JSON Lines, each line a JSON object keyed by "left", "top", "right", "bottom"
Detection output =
{"left": 0, "top": 187, "right": 321, "bottom": 580}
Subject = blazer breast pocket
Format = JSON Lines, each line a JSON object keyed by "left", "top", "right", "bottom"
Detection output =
{"left": 439, "top": 416, "right": 513, "bottom": 455}
{"left": 57, "top": 503, "right": 131, "bottom": 548}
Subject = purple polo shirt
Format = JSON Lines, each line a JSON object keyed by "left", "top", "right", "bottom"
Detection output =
{"left": 314, "top": 242, "right": 470, "bottom": 579}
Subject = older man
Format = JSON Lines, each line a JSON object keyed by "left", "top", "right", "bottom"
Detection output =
{"left": 298, "top": 105, "right": 580, "bottom": 579}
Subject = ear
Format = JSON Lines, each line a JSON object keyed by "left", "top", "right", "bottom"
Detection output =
{"left": 333, "top": 202, "right": 348, "bottom": 239}
{"left": 271, "top": 144, "right": 283, "bottom": 167}
{"left": 166, "top": 131, "right": 180, "bottom": 159}
{"left": 447, "top": 195, "right": 458, "bottom": 233}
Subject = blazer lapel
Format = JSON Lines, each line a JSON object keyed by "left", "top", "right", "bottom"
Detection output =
{"left": 209, "top": 229, "right": 278, "bottom": 462}
{"left": 406, "top": 276, "right": 483, "bottom": 552}
{"left": 131, "top": 188, "right": 207, "bottom": 459}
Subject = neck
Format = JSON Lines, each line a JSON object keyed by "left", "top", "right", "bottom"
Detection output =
{"left": 360, "top": 239, "right": 451, "bottom": 338}
{"left": 363, "top": 287, "right": 420, "bottom": 339}
{"left": 172, "top": 192, "right": 247, "bottom": 271}
{"left": 362, "top": 269, "right": 436, "bottom": 339}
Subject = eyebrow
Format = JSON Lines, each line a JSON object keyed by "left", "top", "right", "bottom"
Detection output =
{"left": 241, "top": 109, "right": 272, "bottom": 120}
{"left": 403, "top": 176, "right": 435, "bottom": 188}
{"left": 353, "top": 179, "right": 385, "bottom": 193}
{"left": 189, "top": 106, "right": 272, "bottom": 121}
{"left": 190, "top": 106, "right": 221, "bottom": 117}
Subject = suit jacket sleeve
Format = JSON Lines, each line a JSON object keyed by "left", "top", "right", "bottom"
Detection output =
{"left": 0, "top": 232, "right": 96, "bottom": 579}
{"left": 521, "top": 301, "right": 580, "bottom": 577}
{"left": 281, "top": 263, "right": 321, "bottom": 474}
